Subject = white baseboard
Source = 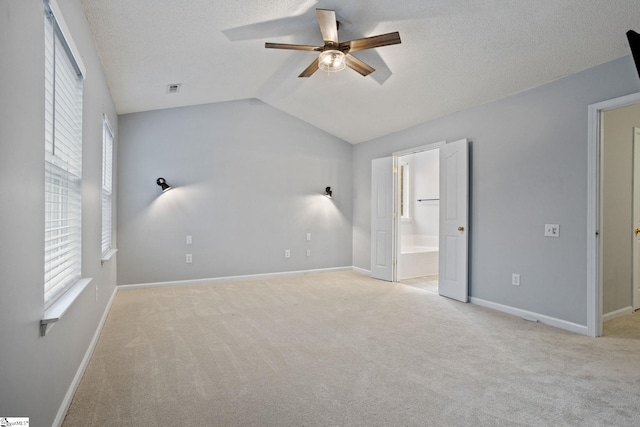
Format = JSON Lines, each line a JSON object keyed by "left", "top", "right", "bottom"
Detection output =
{"left": 118, "top": 266, "right": 354, "bottom": 291}
{"left": 352, "top": 266, "right": 371, "bottom": 275}
{"left": 603, "top": 306, "right": 633, "bottom": 322}
{"left": 470, "top": 297, "right": 589, "bottom": 336}
{"left": 53, "top": 285, "right": 118, "bottom": 427}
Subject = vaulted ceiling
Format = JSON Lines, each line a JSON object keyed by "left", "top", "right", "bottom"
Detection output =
{"left": 80, "top": 0, "right": 640, "bottom": 144}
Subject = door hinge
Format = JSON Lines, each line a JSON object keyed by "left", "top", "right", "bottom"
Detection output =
{"left": 392, "top": 259, "right": 397, "bottom": 265}
{"left": 393, "top": 166, "right": 398, "bottom": 174}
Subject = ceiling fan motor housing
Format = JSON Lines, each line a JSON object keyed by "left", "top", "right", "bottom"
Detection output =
{"left": 265, "top": 9, "right": 401, "bottom": 78}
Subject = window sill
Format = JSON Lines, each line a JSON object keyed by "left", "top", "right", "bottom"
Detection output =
{"left": 101, "top": 248, "right": 118, "bottom": 266}
{"left": 40, "top": 278, "right": 92, "bottom": 337}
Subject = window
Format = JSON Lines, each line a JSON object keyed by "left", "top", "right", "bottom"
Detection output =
{"left": 101, "top": 116, "right": 114, "bottom": 256}
{"left": 400, "top": 162, "right": 410, "bottom": 219}
{"left": 44, "top": 2, "right": 84, "bottom": 306}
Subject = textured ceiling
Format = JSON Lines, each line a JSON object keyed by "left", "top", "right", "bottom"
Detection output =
{"left": 80, "top": 0, "right": 640, "bottom": 144}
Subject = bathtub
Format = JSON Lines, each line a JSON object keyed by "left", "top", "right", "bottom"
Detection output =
{"left": 399, "top": 235, "right": 439, "bottom": 280}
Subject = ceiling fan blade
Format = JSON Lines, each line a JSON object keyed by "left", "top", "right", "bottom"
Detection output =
{"left": 265, "top": 42, "right": 322, "bottom": 51}
{"left": 298, "top": 57, "right": 320, "bottom": 77}
{"left": 345, "top": 54, "right": 375, "bottom": 76}
{"left": 316, "top": 9, "right": 339, "bottom": 46}
{"left": 342, "top": 32, "right": 401, "bottom": 53}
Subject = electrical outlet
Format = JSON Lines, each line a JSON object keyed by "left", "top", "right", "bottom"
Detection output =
{"left": 544, "top": 224, "right": 560, "bottom": 237}
{"left": 307, "top": 249, "right": 311, "bottom": 257}
{"left": 186, "top": 254, "right": 193, "bottom": 263}
{"left": 186, "top": 235, "right": 192, "bottom": 244}
{"left": 284, "top": 249, "right": 291, "bottom": 258}
{"left": 306, "top": 233, "right": 311, "bottom": 241}
{"left": 512, "top": 273, "right": 520, "bottom": 286}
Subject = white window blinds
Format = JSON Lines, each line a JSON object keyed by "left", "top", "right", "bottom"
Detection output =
{"left": 101, "top": 117, "right": 114, "bottom": 255}
{"left": 44, "top": 4, "right": 84, "bottom": 306}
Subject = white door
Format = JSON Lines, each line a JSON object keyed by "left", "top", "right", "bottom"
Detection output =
{"left": 438, "top": 139, "right": 469, "bottom": 302}
{"left": 633, "top": 127, "right": 640, "bottom": 310}
{"left": 371, "top": 157, "right": 395, "bottom": 281}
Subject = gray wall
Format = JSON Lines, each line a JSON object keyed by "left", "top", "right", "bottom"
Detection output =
{"left": 353, "top": 56, "right": 640, "bottom": 326}
{"left": 407, "top": 149, "right": 440, "bottom": 238}
{"left": 117, "top": 99, "right": 353, "bottom": 285}
{"left": 602, "top": 103, "right": 640, "bottom": 313}
{"left": 0, "top": 0, "right": 118, "bottom": 425}
{"left": 1, "top": 1, "right": 638, "bottom": 423}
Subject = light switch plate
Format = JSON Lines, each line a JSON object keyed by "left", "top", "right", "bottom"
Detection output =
{"left": 544, "top": 224, "right": 560, "bottom": 237}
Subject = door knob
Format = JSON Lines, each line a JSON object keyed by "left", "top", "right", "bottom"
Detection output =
{"left": 458, "top": 226, "right": 465, "bottom": 232}
{"left": 635, "top": 228, "right": 640, "bottom": 236}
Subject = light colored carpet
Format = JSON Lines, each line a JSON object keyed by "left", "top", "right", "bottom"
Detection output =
{"left": 401, "top": 275, "right": 439, "bottom": 293}
{"left": 63, "top": 271, "right": 640, "bottom": 426}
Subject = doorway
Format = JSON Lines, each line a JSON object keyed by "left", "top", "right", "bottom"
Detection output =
{"left": 601, "top": 107, "right": 640, "bottom": 324}
{"left": 371, "top": 139, "right": 469, "bottom": 302}
{"left": 396, "top": 148, "right": 440, "bottom": 290}
{"left": 587, "top": 92, "right": 640, "bottom": 337}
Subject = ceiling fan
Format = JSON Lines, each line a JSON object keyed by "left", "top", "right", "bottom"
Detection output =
{"left": 265, "top": 9, "right": 401, "bottom": 78}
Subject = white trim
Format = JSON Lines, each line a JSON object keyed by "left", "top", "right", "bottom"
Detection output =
{"left": 392, "top": 140, "right": 446, "bottom": 157}
{"left": 100, "top": 248, "right": 118, "bottom": 265}
{"left": 587, "top": 91, "right": 640, "bottom": 337}
{"left": 587, "top": 101, "right": 601, "bottom": 337}
{"left": 470, "top": 297, "right": 588, "bottom": 336}
{"left": 352, "top": 266, "right": 371, "bottom": 275}
{"left": 46, "top": 0, "right": 86, "bottom": 77}
{"left": 102, "top": 113, "right": 114, "bottom": 135}
{"left": 41, "top": 278, "right": 92, "bottom": 336}
{"left": 602, "top": 306, "right": 634, "bottom": 323}
{"left": 52, "top": 286, "right": 117, "bottom": 427}
{"left": 118, "top": 267, "right": 354, "bottom": 291}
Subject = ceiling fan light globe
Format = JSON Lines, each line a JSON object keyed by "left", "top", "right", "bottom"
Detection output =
{"left": 318, "top": 50, "right": 346, "bottom": 72}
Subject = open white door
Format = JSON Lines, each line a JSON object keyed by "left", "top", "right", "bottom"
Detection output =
{"left": 438, "top": 139, "right": 469, "bottom": 302}
{"left": 371, "top": 157, "right": 395, "bottom": 281}
{"left": 633, "top": 127, "right": 640, "bottom": 310}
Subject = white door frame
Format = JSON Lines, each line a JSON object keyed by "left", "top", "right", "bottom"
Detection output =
{"left": 587, "top": 91, "right": 640, "bottom": 337}
{"left": 634, "top": 127, "right": 640, "bottom": 311}
{"left": 393, "top": 141, "right": 446, "bottom": 282}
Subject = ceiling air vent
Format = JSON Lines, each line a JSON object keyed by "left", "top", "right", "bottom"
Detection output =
{"left": 166, "top": 83, "right": 181, "bottom": 94}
